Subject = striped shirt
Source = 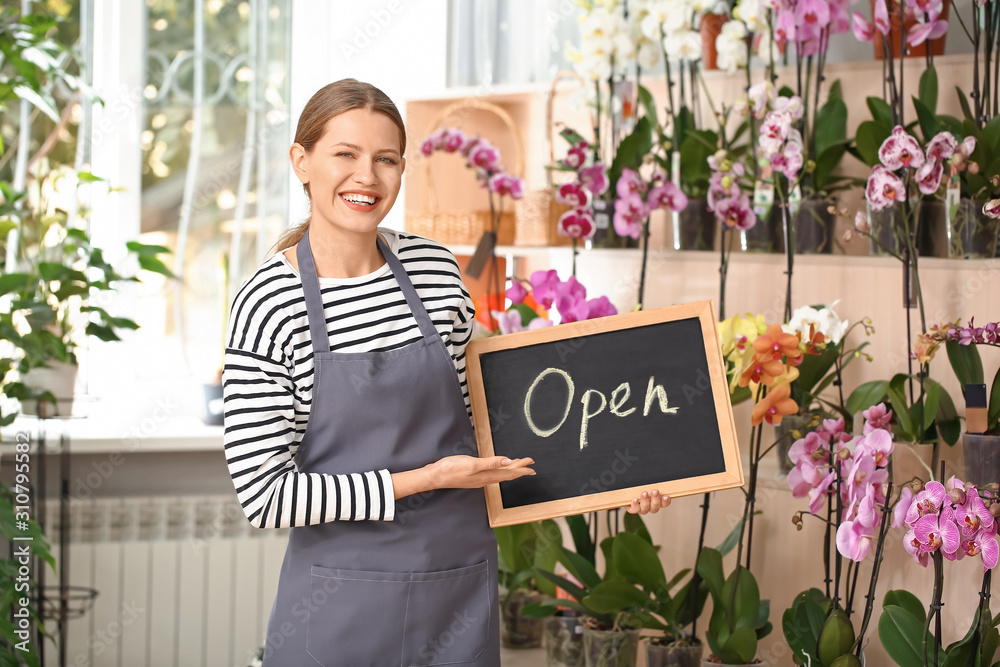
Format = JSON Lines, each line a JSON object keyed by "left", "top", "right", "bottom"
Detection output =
{"left": 223, "top": 228, "right": 476, "bottom": 529}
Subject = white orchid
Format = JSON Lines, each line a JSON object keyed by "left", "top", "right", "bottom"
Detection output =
{"left": 733, "top": 0, "right": 766, "bottom": 32}
{"left": 714, "top": 20, "right": 748, "bottom": 73}
{"left": 664, "top": 30, "right": 703, "bottom": 62}
{"left": 783, "top": 303, "right": 850, "bottom": 346}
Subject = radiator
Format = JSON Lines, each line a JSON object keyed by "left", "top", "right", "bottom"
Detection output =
{"left": 33, "top": 495, "right": 289, "bottom": 667}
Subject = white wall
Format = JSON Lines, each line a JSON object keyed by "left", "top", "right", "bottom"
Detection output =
{"left": 288, "top": 0, "right": 451, "bottom": 232}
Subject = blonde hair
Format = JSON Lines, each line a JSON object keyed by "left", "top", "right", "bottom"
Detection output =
{"left": 269, "top": 78, "right": 406, "bottom": 255}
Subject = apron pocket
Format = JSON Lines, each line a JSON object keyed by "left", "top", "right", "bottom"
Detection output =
{"left": 305, "top": 565, "right": 410, "bottom": 667}
{"left": 402, "top": 560, "right": 492, "bottom": 666}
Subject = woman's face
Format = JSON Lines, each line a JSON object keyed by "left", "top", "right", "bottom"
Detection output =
{"left": 290, "top": 108, "right": 405, "bottom": 236}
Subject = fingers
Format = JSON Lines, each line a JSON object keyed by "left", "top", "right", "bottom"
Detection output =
{"left": 627, "top": 490, "right": 671, "bottom": 515}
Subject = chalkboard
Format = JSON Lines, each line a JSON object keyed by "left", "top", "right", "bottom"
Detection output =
{"left": 466, "top": 300, "right": 743, "bottom": 527}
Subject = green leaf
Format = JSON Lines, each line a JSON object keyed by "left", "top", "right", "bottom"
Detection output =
{"left": 884, "top": 589, "right": 926, "bottom": 624}
{"left": 846, "top": 380, "right": 889, "bottom": 415}
{"left": 946, "top": 340, "right": 985, "bottom": 387}
{"left": 913, "top": 97, "right": 942, "bottom": 144}
{"left": 76, "top": 171, "right": 104, "bottom": 182}
{"left": 866, "top": 97, "right": 894, "bottom": 129}
{"left": 623, "top": 512, "right": 653, "bottom": 544}
{"left": 886, "top": 383, "right": 915, "bottom": 439}
{"left": 137, "top": 254, "right": 176, "bottom": 278}
{"left": 855, "top": 121, "right": 891, "bottom": 167}
{"left": 879, "top": 605, "right": 927, "bottom": 667}
{"left": 814, "top": 144, "right": 848, "bottom": 193}
{"left": 715, "top": 516, "right": 744, "bottom": 557}
{"left": 0, "top": 273, "right": 30, "bottom": 297}
{"left": 11, "top": 83, "right": 58, "bottom": 122}
{"left": 565, "top": 515, "right": 595, "bottom": 565}
{"left": 720, "top": 626, "right": 757, "bottom": 664}
{"left": 558, "top": 127, "right": 587, "bottom": 147}
{"left": 637, "top": 84, "right": 659, "bottom": 134}
{"left": 795, "top": 597, "right": 828, "bottom": 663}
{"left": 818, "top": 609, "right": 856, "bottom": 667}
{"left": 534, "top": 568, "right": 587, "bottom": 603}
{"left": 956, "top": 87, "right": 975, "bottom": 122}
{"left": 558, "top": 546, "right": 602, "bottom": 591}
{"left": 783, "top": 607, "right": 807, "bottom": 663}
{"left": 531, "top": 520, "right": 562, "bottom": 596}
{"left": 989, "top": 367, "right": 1000, "bottom": 433}
{"left": 696, "top": 547, "right": 725, "bottom": 601}
{"left": 983, "top": 115, "right": 1000, "bottom": 155}
{"left": 613, "top": 531, "right": 666, "bottom": 591}
{"left": 722, "top": 566, "right": 760, "bottom": 630}
{"left": 608, "top": 115, "right": 654, "bottom": 190}
{"left": 494, "top": 524, "right": 534, "bottom": 574}
{"left": 918, "top": 66, "right": 938, "bottom": 116}
{"left": 923, "top": 380, "right": 941, "bottom": 434}
{"left": 815, "top": 99, "right": 848, "bottom": 160}
{"left": 827, "top": 79, "right": 843, "bottom": 103}
{"left": 583, "top": 579, "right": 650, "bottom": 614}
{"left": 509, "top": 303, "right": 539, "bottom": 327}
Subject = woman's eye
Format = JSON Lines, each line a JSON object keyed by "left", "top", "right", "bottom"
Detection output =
{"left": 338, "top": 152, "right": 353, "bottom": 158}
{"left": 378, "top": 156, "right": 396, "bottom": 164}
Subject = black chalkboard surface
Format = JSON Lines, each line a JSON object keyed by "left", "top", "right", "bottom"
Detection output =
{"left": 466, "top": 300, "right": 743, "bottom": 527}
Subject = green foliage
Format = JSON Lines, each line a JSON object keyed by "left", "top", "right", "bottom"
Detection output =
{"left": 678, "top": 128, "right": 718, "bottom": 198}
{"left": 807, "top": 80, "right": 853, "bottom": 196}
{"left": 495, "top": 519, "right": 563, "bottom": 600}
{"left": 697, "top": 547, "right": 770, "bottom": 664}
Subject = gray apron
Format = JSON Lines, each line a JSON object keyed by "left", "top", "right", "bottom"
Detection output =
{"left": 262, "top": 229, "right": 500, "bottom": 666}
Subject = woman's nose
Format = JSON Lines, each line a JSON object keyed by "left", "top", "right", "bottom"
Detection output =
{"left": 352, "top": 157, "right": 378, "bottom": 184}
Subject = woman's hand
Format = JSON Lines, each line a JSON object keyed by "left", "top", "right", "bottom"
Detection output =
{"left": 392, "top": 455, "right": 535, "bottom": 499}
{"left": 626, "top": 489, "right": 671, "bottom": 515}
{"left": 427, "top": 455, "right": 535, "bottom": 490}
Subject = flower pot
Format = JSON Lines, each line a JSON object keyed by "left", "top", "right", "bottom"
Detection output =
{"left": 946, "top": 198, "right": 999, "bottom": 259}
{"left": 582, "top": 627, "right": 640, "bottom": 667}
{"left": 962, "top": 434, "right": 1000, "bottom": 488}
{"left": 203, "top": 382, "right": 224, "bottom": 425}
{"left": 646, "top": 640, "right": 703, "bottom": 667}
{"left": 792, "top": 199, "right": 834, "bottom": 254}
{"left": 545, "top": 611, "right": 585, "bottom": 667}
{"left": 590, "top": 198, "right": 640, "bottom": 249}
{"left": 872, "top": 0, "right": 951, "bottom": 59}
{"left": 775, "top": 414, "right": 812, "bottom": 475}
{"left": 917, "top": 197, "right": 949, "bottom": 258}
{"left": 500, "top": 589, "right": 544, "bottom": 648}
{"left": 867, "top": 200, "right": 912, "bottom": 257}
{"left": 19, "top": 360, "right": 79, "bottom": 417}
{"left": 700, "top": 13, "right": 728, "bottom": 71}
{"left": 741, "top": 205, "right": 784, "bottom": 253}
{"left": 673, "top": 197, "right": 717, "bottom": 250}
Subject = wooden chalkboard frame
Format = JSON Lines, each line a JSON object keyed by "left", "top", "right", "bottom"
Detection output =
{"left": 466, "top": 299, "right": 743, "bottom": 527}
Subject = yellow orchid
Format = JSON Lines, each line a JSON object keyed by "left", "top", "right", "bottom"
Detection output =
{"left": 719, "top": 313, "right": 768, "bottom": 391}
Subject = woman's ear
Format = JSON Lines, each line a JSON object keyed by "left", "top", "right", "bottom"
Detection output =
{"left": 289, "top": 143, "right": 309, "bottom": 184}
{"left": 400, "top": 155, "right": 406, "bottom": 176}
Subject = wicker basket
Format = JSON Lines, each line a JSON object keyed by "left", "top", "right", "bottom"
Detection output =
{"left": 409, "top": 99, "right": 523, "bottom": 247}
{"left": 513, "top": 69, "right": 594, "bottom": 247}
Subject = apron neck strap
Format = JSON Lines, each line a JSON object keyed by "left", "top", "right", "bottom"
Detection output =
{"left": 297, "top": 228, "right": 440, "bottom": 355}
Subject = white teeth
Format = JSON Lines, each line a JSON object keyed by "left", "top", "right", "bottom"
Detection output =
{"left": 341, "top": 194, "right": 377, "bottom": 205}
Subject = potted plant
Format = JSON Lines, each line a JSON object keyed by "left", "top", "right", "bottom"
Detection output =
{"left": 0, "top": 168, "right": 175, "bottom": 421}
{"left": 525, "top": 514, "right": 681, "bottom": 667}
{"left": 495, "top": 519, "right": 563, "bottom": 648}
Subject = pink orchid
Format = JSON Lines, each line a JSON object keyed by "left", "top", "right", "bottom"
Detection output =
{"left": 507, "top": 281, "right": 528, "bottom": 306}
{"left": 613, "top": 192, "right": 648, "bottom": 240}
{"left": 558, "top": 207, "right": 596, "bottom": 240}
{"left": 851, "top": 12, "right": 875, "bottom": 41}
{"left": 873, "top": 0, "right": 891, "bottom": 34}
{"left": 579, "top": 163, "right": 610, "bottom": 196}
{"left": 962, "top": 526, "right": 1000, "bottom": 570}
{"left": 907, "top": 15, "right": 948, "bottom": 46}
{"left": 493, "top": 310, "right": 525, "bottom": 335}
{"left": 905, "top": 481, "right": 948, "bottom": 525}
{"left": 904, "top": 529, "right": 932, "bottom": 566}
{"left": 893, "top": 486, "right": 914, "bottom": 528}
{"left": 866, "top": 165, "right": 907, "bottom": 211}
{"left": 795, "top": 0, "right": 831, "bottom": 37}
{"left": 837, "top": 519, "right": 876, "bottom": 561}
{"left": 779, "top": 140, "right": 804, "bottom": 180}
{"left": 817, "top": 418, "right": 853, "bottom": 444}
{"left": 585, "top": 296, "right": 618, "bottom": 319}
{"left": 715, "top": 194, "right": 757, "bottom": 230}
{"left": 647, "top": 182, "right": 688, "bottom": 212}
{"left": 863, "top": 402, "right": 893, "bottom": 433}
{"left": 857, "top": 429, "right": 894, "bottom": 468}
{"left": 855, "top": 483, "right": 881, "bottom": 528}
{"left": 556, "top": 182, "right": 592, "bottom": 207}
{"left": 528, "top": 317, "right": 554, "bottom": 330}
{"left": 616, "top": 168, "right": 647, "bottom": 199}
{"left": 488, "top": 172, "right": 525, "bottom": 199}
{"left": 985, "top": 199, "right": 1000, "bottom": 219}
{"left": 420, "top": 138, "right": 436, "bottom": 156}
{"left": 788, "top": 464, "right": 817, "bottom": 498}
{"left": 759, "top": 111, "right": 793, "bottom": 156}
{"left": 913, "top": 512, "right": 962, "bottom": 554}
{"left": 459, "top": 134, "right": 482, "bottom": 158}
{"left": 828, "top": 0, "right": 852, "bottom": 34}
{"left": 555, "top": 276, "right": 590, "bottom": 324}
{"left": 955, "top": 136, "right": 977, "bottom": 160}
{"left": 879, "top": 126, "right": 925, "bottom": 170}
{"left": 564, "top": 144, "right": 588, "bottom": 168}
{"left": 530, "top": 269, "right": 560, "bottom": 309}
{"left": 809, "top": 471, "right": 837, "bottom": 514}
{"left": 775, "top": 9, "right": 797, "bottom": 43}
{"left": 443, "top": 129, "right": 466, "bottom": 153}
{"left": 469, "top": 141, "right": 502, "bottom": 171}
{"left": 926, "top": 132, "right": 957, "bottom": 161}
{"left": 846, "top": 454, "right": 888, "bottom": 506}
{"left": 956, "top": 487, "right": 995, "bottom": 537}
{"left": 916, "top": 159, "right": 944, "bottom": 195}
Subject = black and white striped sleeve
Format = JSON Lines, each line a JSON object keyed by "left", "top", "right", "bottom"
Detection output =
{"left": 222, "top": 289, "right": 396, "bottom": 528}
